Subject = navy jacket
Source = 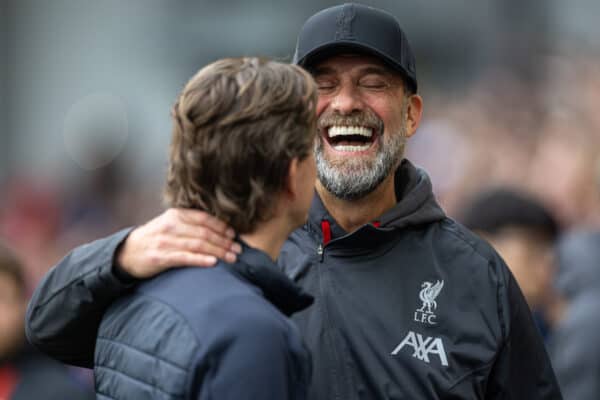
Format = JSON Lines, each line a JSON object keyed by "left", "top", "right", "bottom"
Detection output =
{"left": 94, "top": 243, "right": 313, "bottom": 399}
{"left": 26, "top": 160, "right": 561, "bottom": 399}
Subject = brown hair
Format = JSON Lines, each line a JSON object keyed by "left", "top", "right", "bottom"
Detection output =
{"left": 165, "top": 57, "right": 317, "bottom": 233}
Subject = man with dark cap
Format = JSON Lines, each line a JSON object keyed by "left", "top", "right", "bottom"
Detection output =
{"left": 27, "top": 4, "right": 562, "bottom": 399}
{"left": 459, "top": 188, "right": 560, "bottom": 317}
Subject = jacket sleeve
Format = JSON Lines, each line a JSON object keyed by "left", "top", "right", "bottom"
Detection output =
{"left": 191, "top": 314, "right": 311, "bottom": 400}
{"left": 25, "top": 228, "right": 137, "bottom": 368}
{"left": 485, "top": 259, "right": 563, "bottom": 399}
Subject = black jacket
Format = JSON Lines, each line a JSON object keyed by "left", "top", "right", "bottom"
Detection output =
{"left": 280, "top": 161, "right": 561, "bottom": 399}
{"left": 98, "top": 243, "right": 312, "bottom": 399}
{"left": 26, "top": 160, "right": 562, "bottom": 399}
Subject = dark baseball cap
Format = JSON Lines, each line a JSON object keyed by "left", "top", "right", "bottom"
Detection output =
{"left": 293, "top": 3, "right": 417, "bottom": 93}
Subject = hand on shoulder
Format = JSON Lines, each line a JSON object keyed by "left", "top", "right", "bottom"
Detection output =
{"left": 116, "top": 208, "right": 241, "bottom": 278}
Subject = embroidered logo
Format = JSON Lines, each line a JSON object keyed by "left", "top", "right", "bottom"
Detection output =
{"left": 335, "top": 4, "right": 356, "bottom": 40}
{"left": 414, "top": 280, "right": 444, "bottom": 325}
{"left": 391, "top": 331, "right": 449, "bottom": 367}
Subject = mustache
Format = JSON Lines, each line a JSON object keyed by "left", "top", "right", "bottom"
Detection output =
{"left": 317, "top": 110, "right": 383, "bottom": 132}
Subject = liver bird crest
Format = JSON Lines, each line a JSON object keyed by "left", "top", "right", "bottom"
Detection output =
{"left": 418, "top": 280, "right": 444, "bottom": 314}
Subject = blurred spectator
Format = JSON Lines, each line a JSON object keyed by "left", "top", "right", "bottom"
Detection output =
{"left": 0, "top": 177, "right": 63, "bottom": 291}
{"left": 459, "top": 188, "right": 560, "bottom": 336}
{"left": 527, "top": 124, "right": 600, "bottom": 229}
{"left": 0, "top": 242, "right": 94, "bottom": 400}
{"left": 547, "top": 230, "right": 600, "bottom": 400}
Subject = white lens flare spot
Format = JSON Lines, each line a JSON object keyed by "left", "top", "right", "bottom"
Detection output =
{"left": 63, "top": 93, "right": 129, "bottom": 170}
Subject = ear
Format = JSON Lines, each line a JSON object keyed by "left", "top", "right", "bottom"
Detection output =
{"left": 404, "top": 94, "right": 423, "bottom": 138}
{"left": 284, "top": 157, "right": 301, "bottom": 201}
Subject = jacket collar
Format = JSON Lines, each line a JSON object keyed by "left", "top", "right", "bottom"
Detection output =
{"left": 227, "top": 240, "right": 314, "bottom": 316}
{"left": 307, "top": 159, "right": 446, "bottom": 242}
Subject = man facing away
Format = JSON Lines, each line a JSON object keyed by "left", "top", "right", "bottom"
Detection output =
{"left": 26, "top": 4, "right": 562, "bottom": 399}
{"left": 94, "top": 58, "right": 318, "bottom": 399}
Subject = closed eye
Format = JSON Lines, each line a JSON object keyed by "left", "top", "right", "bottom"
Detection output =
{"left": 316, "top": 80, "right": 337, "bottom": 92}
{"left": 359, "top": 78, "right": 388, "bottom": 90}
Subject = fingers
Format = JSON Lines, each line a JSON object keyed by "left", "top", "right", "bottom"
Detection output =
{"left": 175, "top": 208, "right": 235, "bottom": 238}
{"left": 166, "top": 237, "right": 238, "bottom": 264}
{"left": 167, "top": 251, "right": 219, "bottom": 268}
{"left": 118, "top": 208, "right": 242, "bottom": 279}
{"left": 143, "top": 250, "right": 219, "bottom": 275}
{"left": 161, "top": 209, "right": 240, "bottom": 254}
{"left": 193, "top": 225, "right": 241, "bottom": 255}
{"left": 145, "top": 246, "right": 220, "bottom": 271}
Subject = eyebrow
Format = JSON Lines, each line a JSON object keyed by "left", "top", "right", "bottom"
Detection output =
{"left": 311, "top": 65, "right": 393, "bottom": 78}
{"left": 311, "top": 66, "right": 336, "bottom": 77}
{"left": 358, "top": 66, "right": 391, "bottom": 76}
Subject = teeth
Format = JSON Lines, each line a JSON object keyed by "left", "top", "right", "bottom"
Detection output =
{"left": 332, "top": 143, "right": 371, "bottom": 152}
{"left": 328, "top": 126, "right": 373, "bottom": 138}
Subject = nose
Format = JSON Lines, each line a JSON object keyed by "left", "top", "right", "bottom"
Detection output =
{"left": 330, "top": 83, "right": 364, "bottom": 115}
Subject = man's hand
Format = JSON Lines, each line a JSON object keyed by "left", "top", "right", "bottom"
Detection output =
{"left": 116, "top": 208, "right": 241, "bottom": 279}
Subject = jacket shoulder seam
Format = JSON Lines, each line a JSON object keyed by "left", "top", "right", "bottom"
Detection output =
{"left": 95, "top": 365, "right": 185, "bottom": 398}
{"left": 103, "top": 292, "right": 202, "bottom": 361}
{"left": 138, "top": 290, "right": 277, "bottom": 345}
{"left": 438, "top": 219, "right": 494, "bottom": 265}
{"left": 96, "top": 336, "right": 188, "bottom": 372}
{"left": 132, "top": 291, "right": 204, "bottom": 343}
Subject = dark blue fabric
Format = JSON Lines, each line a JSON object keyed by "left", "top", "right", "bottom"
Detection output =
{"left": 94, "top": 244, "right": 312, "bottom": 400}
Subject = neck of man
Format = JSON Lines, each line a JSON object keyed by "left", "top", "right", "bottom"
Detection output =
{"left": 316, "top": 173, "right": 397, "bottom": 233}
{"left": 240, "top": 213, "right": 298, "bottom": 262}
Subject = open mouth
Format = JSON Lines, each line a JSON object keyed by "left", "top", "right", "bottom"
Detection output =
{"left": 325, "top": 125, "right": 377, "bottom": 152}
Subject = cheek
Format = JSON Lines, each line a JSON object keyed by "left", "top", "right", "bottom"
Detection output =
{"left": 367, "top": 94, "right": 403, "bottom": 124}
{"left": 376, "top": 106, "right": 398, "bottom": 127}
{"left": 316, "top": 98, "right": 328, "bottom": 117}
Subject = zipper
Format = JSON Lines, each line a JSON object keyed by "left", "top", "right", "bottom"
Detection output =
{"left": 317, "top": 220, "right": 382, "bottom": 262}
{"left": 315, "top": 244, "right": 343, "bottom": 399}
{"left": 313, "top": 220, "right": 382, "bottom": 399}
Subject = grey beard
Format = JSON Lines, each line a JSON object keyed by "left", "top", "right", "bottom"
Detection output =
{"left": 315, "top": 129, "right": 407, "bottom": 201}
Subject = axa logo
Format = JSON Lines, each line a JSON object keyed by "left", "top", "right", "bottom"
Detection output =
{"left": 414, "top": 280, "right": 444, "bottom": 325}
{"left": 391, "top": 331, "right": 449, "bottom": 367}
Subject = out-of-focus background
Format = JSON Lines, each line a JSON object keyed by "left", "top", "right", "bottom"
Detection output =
{"left": 1, "top": 0, "right": 600, "bottom": 398}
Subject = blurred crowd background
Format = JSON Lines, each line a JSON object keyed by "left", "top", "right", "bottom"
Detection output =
{"left": 1, "top": 0, "right": 600, "bottom": 398}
